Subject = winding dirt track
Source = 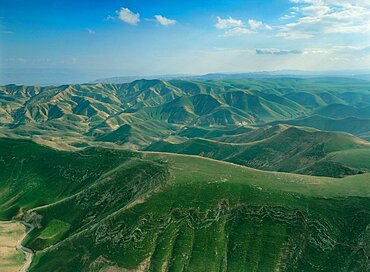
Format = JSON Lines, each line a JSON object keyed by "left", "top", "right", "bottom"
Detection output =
{"left": 16, "top": 221, "right": 34, "bottom": 272}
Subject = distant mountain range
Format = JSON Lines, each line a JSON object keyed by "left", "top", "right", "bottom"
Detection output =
{"left": 91, "top": 70, "right": 370, "bottom": 84}
{"left": 2, "top": 69, "right": 369, "bottom": 86}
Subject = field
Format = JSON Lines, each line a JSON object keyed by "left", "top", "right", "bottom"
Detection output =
{"left": 0, "top": 221, "right": 26, "bottom": 272}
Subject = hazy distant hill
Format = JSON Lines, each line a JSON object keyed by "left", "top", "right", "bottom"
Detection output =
{"left": 90, "top": 74, "right": 192, "bottom": 84}
{"left": 91, "top": 70, "right": 370, "bottom": 83}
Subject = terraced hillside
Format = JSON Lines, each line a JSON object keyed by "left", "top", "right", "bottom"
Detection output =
{"left": 1, "top": 138, "right": 370, "bottom": 272}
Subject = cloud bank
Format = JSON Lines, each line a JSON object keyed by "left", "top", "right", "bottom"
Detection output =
{"left": 277, "top": 0, "right": 370, "bottom": 39}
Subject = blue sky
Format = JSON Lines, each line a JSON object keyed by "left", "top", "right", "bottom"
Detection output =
{"left": 1, "top": 0, "right": 370, "bottom": 84}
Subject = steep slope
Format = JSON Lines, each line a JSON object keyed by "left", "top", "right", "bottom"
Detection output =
{"left": 2, "top": 77, "right": 370, "bottom": 149}
{"left": 146, "top": 126, "right": 370, "bottom": 177}
{"left": 177, "top": 125, "right": 253, "bottom": 139}
{"left": 273, "top": 115, "right": 370, "bottom": 140}
{"left": 315, "top": 104, "right": 370, "bottom": 119}
{"left": 0, "top": 138, "right": 139, "bottom": 219}
{"left": 0, "top": 139, "right": 370, "bottom": 271}
{"left": 216, "top": 124, "right": 289, "bottom": 143}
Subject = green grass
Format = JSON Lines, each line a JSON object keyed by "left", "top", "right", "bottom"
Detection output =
{"left": 27, "top": 151, "right": 370, "bottom": 271}
{"left": 0, "top": 139, "right": 367, "bottom": 271}
{"left": 38, "top": 219, "right": 70, "bottom": 242}
{"left": 328, "top": 149, "right": 370, "bottom": 169}
{"left": 2, "top": 76, "right": 370, "bottom": 271}
{"left": 0, "top": 137, "right": 139, "bottom": 220}
{"left": 274, "top": 115, "right": 370, "bottom": 138}
{"left": 146, "top": 126, "right": 370, "bottom": 177}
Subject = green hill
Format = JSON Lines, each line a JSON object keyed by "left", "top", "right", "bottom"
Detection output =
{"left": 146, "top": 126, "right": 370, "bottom": 177}
{"left": 2, "top": 77, "right": 370, "bottom": 148}
{"left": 0, "top": 138, "right": 370, "bottom": 271}
{"left": 177, "top": 125, "right": 253, "bottom": 139}
{"left": 216, "top": 124, "right": 288, "bottom": 143}
{"left": 0, "top": 138, "right": 138, "bottom": 219}
{"left": 315, "top": 104, "right": 370, "bottom": 119}
{"left": 273, "top": 115, "right": 370, "bottom": 140}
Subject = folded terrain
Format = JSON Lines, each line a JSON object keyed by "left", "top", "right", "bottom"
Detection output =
{"left": 146, "top": 126, "right": 370, "bottom": 177}
{"left": 1, "top": 77, "right": 370, "bottom": 178}
{"left": 1, "top": 77, "right": 370, "bottom": 148}
{"left": 1, "top": 77, "right": 370, "bottom": 271}
{"left": 1, "top": 138, "right": 370, "bottom": 271}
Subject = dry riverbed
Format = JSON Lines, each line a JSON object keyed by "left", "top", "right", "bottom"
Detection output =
{"left": 0, "top": 221, "right": 26, "bottom": 272}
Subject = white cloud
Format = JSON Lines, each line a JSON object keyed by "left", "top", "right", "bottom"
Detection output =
{"left": 215, "top": 16, "right": 243, "bottom": 29}
{"left": 301, "top": 45, "right": 370, "bottom": 58}
{"left": 302, "top": 47, "right": 332, "bottom": 54}
{"left": 116, "top": 7, "right": 140, "bottom": 25}
{"left": 6, "top": 57, "right": 27, "bottom": 63}
{"left": 275, "top": 31, "right": 313, "bottom": 40}
{"left": 333, "top": 45, "right": 370, "bottom": 53}
{"left": 216, "top": 17, "right": 271, "bottom": 36}
{"left": 154, "top": 15, "right": 176, "bottom": 26}
{"left": 280, "top": 12, "right": 297, "bottom": 20}
{"left": 277, "top": 0, "right": 370, "bottom": 39}
{"left": 248, "top": 19, "right": 272, "bottom": 30}
{"left": 105, "top": 15, "right": 115, "bottom": 21}
{"left": 224, "top": 27, "right": 254, "bottom": 36}
{"left": 87, "top": 28, "right": 95, "bottom": 35}
{"left": 256, "top": 48, "right": 302, "bottom": 55}
{"left": 168, "top": 47, "right": 370, "bottom": 74}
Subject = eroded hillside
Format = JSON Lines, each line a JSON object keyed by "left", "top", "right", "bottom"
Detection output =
{"left": 1, "top": 138, "right": 370, "bottom": 271}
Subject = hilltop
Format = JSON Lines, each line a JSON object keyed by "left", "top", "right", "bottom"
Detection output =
{"left": 1, "top": 77, "right": 370, "bottom": 180}
{"left": 146, "top": 126, "right": 370, "bottom": 177}
{"left": 0, "top": 138, "right": 370, "bottom": 271}
{"left": 1, "top": 77, "right": 370, "bottom": 149}
{"left": 1, "top": 77, "right": 370, "bottom": 270}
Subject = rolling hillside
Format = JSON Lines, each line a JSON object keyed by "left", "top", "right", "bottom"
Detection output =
{"left": 1, "top": 77, "right": 370, "bottom": 148}
{"left": 272, "top": 115, "right": 370, "bottom": 140}
{"left": 146, "top": 126, "right": 370, "bottom": 177}
{"left": 1, "top": 138, "right": 370, "bottom": 271}
{"left": 315, "top": 104, "right": 370, "bottom": 119}
{"left": 3, "top": 0, "right": 370, "bottom": 271}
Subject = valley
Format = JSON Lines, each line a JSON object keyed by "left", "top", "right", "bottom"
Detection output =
{"left": 1, "top": 77, "right": 370, "bottom": 271}
{"left": 3, "top": 0, "right": 370, "bottom": 270}
{"left": 2, "top": 77, "right": 370, "bottom": 178}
